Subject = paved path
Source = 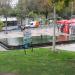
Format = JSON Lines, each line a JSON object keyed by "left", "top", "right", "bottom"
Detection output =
{"left": 56, "top": 43, "right": 75, "bottom": 51}
{"left": 0, "top": 27, "right": 59, "bottom": 39}
{"left": 0, "top": 27, "right": 75, "bottom": 52}
{"left": 41, "top": 44, "right": 75, "bottom": 52}
{"left": 0, "top": 46, "right": 7, "bottom": 51}
{"left": 0, "top": 43, "right": 75, "bottom": 52}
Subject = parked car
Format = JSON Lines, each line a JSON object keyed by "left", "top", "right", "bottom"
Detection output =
{"left": 25, "top": 21, "right": 40, "bottom": 28}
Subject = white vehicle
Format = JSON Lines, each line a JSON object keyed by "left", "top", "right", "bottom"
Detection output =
{"left": 25, "top": 21, "right": 39, "bottom": 28}
{"left": 0, "top": 17, "right": 18, "bottom": 31}
{"left": 0, "top": 17, "right": 17, "bottom": 26}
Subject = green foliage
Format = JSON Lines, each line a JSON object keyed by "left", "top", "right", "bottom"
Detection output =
{"left": 0, "top": 4, "right": 12, "bottom": 16}
{"left": 16, "top": 0, "right": 72, "bottom": 19}
{"left": 56, "top": 0, "right": 64, "bottom": 12}
{"left": 28, "top": 11, "right": 37, "bottom": 18}
{"left": 52, "top": 0, "right": 59, "bottom": 3}
{"left": 64, "top": 0, "right": 71, "bottom": 7}
{"left": 0, "top": 21, "right": 4, "bottom": 31}
{"left": 16, "top": 0, "right": 29, "bottom": 18}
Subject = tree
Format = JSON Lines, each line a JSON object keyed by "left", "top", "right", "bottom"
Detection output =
{"left": 0, "top": 0, "right": 11, "bottom": 16}
{"left": 17, "top": 0, "right": 52, "bottom": 18}
{"left": 36, "top": 0, "right": 52, "bottom": 18}
{"left": 28, "top": 11, "right": 37, "bottom": 18}
{"left": 54, "top": 0, "right": 72, "bottom": 18}
{"left": 16, "top": 0, "right": 29, "bottom": 18}
{"left": 0, "top": 0, "right": 11, "bottom": 33}
{"left": 16, "top": 0, "right": 72, "bottom": 19}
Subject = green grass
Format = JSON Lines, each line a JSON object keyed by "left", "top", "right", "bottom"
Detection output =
{"left": 0, "top": 48, "right": 75, "bottom": 75}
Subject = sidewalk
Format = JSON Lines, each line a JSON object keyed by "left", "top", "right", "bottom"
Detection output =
{"left": 0, "top": 45, "right": 7, "bottom": 51}
{"left": 56, "top": 43, "right": 75, "bottom": 51}
{"left": 41, "top": 44, "right": 75, "bottom": 52}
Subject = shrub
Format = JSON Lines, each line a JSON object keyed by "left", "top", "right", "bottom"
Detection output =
{"left": 0, "top": 21, "right": 4, "bottom": 31}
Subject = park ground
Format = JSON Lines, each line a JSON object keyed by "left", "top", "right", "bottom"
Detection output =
{"left": 0, "top": 48, "right": 75, "bottom": 75}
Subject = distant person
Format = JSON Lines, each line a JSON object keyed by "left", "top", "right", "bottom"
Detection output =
{"left": 60, "top": 24, "right": 65, "bottom": 33}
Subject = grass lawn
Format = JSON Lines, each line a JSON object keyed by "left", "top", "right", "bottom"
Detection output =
{"left": 0, "top": 48, "right": 75, "bottom": 75}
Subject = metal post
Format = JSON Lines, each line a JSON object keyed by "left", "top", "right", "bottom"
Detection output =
{"left": 5, "top": 16, "right": 8, "bottom": 34}
{"left": 21, "top": 17, "right": 23, "bottom": 30}
{"left": 71, "top": 1, "right": 73, "bottom": 18}
{"left": 31, "top": 41, "right": 33, "bottom": 52}
{"left": 24, "top": 48, "right": 26, "bottom": 55}
{"left": 23, "top": 32, "right": 27, "bottom": 55}
{"left": 21, "top": 0, "right": 23, "bottom": 30}
{"left": 53, "top": 3, "right": 56, "bottom": 52}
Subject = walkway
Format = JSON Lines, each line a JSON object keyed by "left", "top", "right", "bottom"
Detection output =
{"left": 56, "top": 43, "right": 75, "bottom": 51}
{"left": 0, "top": 45, "right": 7, "bottom": 51}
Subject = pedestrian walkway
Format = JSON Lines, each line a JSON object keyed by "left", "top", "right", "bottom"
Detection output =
{"left": 0, "top": 45, "right": 7, "bottom": 51}
{"left": 41, "top": 43, "right": 75, "bottom": 52}
{"left": 56, "top": 43, "right": 75, "bottom": 51}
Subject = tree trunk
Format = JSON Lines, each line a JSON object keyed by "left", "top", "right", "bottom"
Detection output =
{"left": 45, "top": 10, "right": 48, "bottom": 19}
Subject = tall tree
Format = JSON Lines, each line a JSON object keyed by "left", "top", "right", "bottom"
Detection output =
{"left": 0, "top": 0, "right": 11, "bottom": 16}
{"left": 16, "top": 0, "right": 29, "bottom": 18}
{"left": 37, "top": 0, "right": 52, "bottom": 18}
{"left": 55, "top": 0, "right": 72, "bottom": 18}
{"left": 17, "top": 0, "right": 72, "bottom": 19}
